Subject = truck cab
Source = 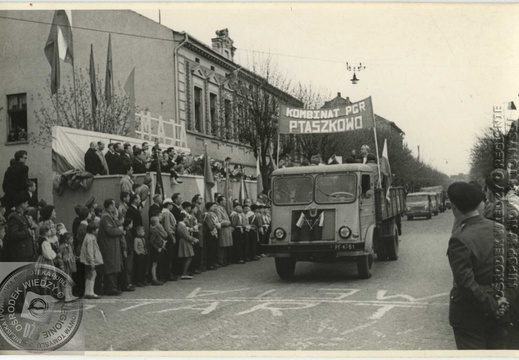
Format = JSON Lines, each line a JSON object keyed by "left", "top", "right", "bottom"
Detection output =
{"left": 264, "top": 164, "right": 405, "bottom": 279}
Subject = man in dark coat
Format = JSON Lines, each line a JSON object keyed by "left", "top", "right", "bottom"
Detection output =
{"left": 132, "top": 149, "right": 148, "bottom": 174}
{"left": 105, "top": 143, "right": 118, "bottom": 175}
{"left": 97, "top": 199, "right": 124, "bottom": 295}
{"left": 2, "top": 150, "right": 29, "bottom": 211}
{"left": 6, "top": 192, "right": 34, "bottom": 262}
{"left": 84, "top": 142, "right": 104, "bottom": 175}
{"left": 447, "top": 182, "right": 509, "bottom": 349}
{"left": 125, "top": 193, "right": 143, "bottom": 238}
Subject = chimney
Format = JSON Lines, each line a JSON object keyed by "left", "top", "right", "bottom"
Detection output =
{"left": 337, "top": 92, "right": 341, "bottom": 98}
{"left": 211, "top": 29, "right": 236, "bottom": 61}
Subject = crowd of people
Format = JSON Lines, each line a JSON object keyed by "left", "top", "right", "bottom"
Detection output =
{"left": 0, "top": 149, "right": 272, "bottom": 301}
{"left": 84, "top": 140, "right": 253, "bottom": 184}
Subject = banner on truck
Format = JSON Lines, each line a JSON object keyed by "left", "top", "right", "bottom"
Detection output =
{"left": 279, "top": 97, "right": 374, "bottom": 134}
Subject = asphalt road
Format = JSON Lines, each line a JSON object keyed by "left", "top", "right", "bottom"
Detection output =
{"left": 73, "top": 209, "right": 457, "bottom": 351}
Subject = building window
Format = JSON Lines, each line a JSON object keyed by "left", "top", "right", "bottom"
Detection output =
{"left": 7, "top": 93, "right": 28, "bottom": 142}
{"left": 224, "top": 99, "right": 232, "bottom": 140}
{"left": 194, "top": 86, "right": 203, "bottom": 132}
{"left": 210, "top": 66, "right": 215, "bottom": 71}
{"left": 210, "top": 93, "right": 218, "bottom": 137}
{"left": 195, "top": 57, "right": 200, "bottom": 63}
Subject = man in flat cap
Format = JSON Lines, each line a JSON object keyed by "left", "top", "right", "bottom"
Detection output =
{"left": 447, "top": 181, "right": 509, "bottom": 349}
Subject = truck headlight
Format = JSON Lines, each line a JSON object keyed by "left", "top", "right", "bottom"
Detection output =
{"left": 274, "top": 228, "right": 286, "bottom": 240}
{"left": 339, "top": 226, "right": 351, "bottom": 239}
{"left": 406, "top": 207, "right": 411, "bottom": 212}
{"left": 424, "top": 205, "right": 428, "bottom": 210}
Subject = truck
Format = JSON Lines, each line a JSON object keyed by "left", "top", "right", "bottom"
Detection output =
{"left": 263, "top": 163, "right": 406, "bottom": 280}
{"left": 420, "top": 186, "right": 446, "bottom": 212}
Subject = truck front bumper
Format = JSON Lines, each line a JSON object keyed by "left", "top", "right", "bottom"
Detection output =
{"left": 262, "top": 242, "right": 366, "bottom": 259}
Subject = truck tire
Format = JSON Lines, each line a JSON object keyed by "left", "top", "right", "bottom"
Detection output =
{"left": 275, "top": 258, "right": 296, "bottom": 280}
{"left": 357, "top": 254, "right": 373, "bottom": 279}
{"left": 407, "top": 216, "right": 413, "bottom": 221}
{"left": 426, "top": 212, "right": 432, "bottom": 220}
{"left": 387, "top": 229, "right": 399, "bottom": 261}
{"left": 434, "top": 211, "right": 438, "bottom": 216}
{"left": 376, "top": 245, "right": 387, "bottom": 261}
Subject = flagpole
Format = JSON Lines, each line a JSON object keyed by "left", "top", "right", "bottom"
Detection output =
{"left": 276, "top": 133, "right": 280, "bottom": 165}
{"left": 372, "top": 109, "right": 382, "bottom": 188}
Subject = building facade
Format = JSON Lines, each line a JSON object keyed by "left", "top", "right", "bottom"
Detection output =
{"left": 0, "top": 10, "right": 300, "bottom": 202}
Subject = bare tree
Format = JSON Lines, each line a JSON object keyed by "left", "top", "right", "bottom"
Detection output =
{"left": 227, "top": 54, "right": 299, "bottom": 193}
{"left": 31, "top": 67, "right": 136, "bottom": 148}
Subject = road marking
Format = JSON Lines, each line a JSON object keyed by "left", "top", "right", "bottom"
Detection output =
{"left": 318, "top": 288, "right": 360, "bottom": 300}
{"left": 186, "top": 287, "right": 250, "bottom": 298}
{"left": 356, "top": 303, "right": 426, "bottom": 319}
{"left": 376, "top": 290, "right": 449, "bottom": 302}
{"left": 255, "top": 289, "right": 276, "bottom": 298}
{"left": 152, "top": 301, "right": 220, "bottom": 315}
{"left": 119, "top": 302, "right": 154, "bottom": 312}
{"left": 235, "top": 301, "right": 321, "bottom": 316}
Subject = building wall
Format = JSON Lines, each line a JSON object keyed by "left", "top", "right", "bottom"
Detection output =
{"left": 0, "top": 10, "right": 177, "bottom": 202}
{"left": 176, "top": 45, "right": 256, "bottom": 170}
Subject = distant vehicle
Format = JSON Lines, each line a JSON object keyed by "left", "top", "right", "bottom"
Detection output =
{"left": 420, "top": 186, "right": 446, "bottom": 212}
{"left": 428, "top": 192, "right": 439, "bottom": 216}
{"left": 264, "top": 163, "right": 406, "bottom": 280}
{"left": 406, "top": 192, "right": 433, "bottom": 220}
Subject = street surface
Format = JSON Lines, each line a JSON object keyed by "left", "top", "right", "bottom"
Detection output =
{"left": 80, "top": 211, "right": 455, "bottom": 351}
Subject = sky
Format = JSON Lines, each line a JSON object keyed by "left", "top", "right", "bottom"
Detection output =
{"left": 132, "top": 3, "right": 519, "bottom": 176}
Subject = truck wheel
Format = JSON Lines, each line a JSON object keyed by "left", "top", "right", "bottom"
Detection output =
{"left": 376, "top": 245, "right": 387, "bottom": 261}
{"left": 387, "top": 229, "right": 399, "bottom": 261}
{"left": 426, "top": 212, "right": 432, "bottom": 220}
{"left": 357, "top": 254, "right": 373, "bottom": 279}
{"left": 434, "top": 211, "right": 438, "bottom": 216}
{"left": 275, "top": 258, "right": 296, "bottom": 280}
{"left": 407, "top": 216, "right": 413, "bottom": 221}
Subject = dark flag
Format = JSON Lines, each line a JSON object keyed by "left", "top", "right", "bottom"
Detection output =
{"left": 105, "top": 34, "right": 113, "bottom": 106}
{"left": 124, "top": 67, "right": 136, "bottom": 135}
{"left": 89, "top": 44, "right": 98, "bottom": 125}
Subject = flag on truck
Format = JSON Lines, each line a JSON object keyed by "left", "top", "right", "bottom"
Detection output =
{"left": 380, "top": 139, "right": 392, "bottom": 201}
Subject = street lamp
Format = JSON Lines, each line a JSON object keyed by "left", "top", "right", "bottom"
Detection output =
{"left": 346, "top": 62, "right": 366, "bottom": 85}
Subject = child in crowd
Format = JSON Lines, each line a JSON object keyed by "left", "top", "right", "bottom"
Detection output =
{"left": 203, "top": 202, "right": 220, "bottom": 271}
{"left": 133, "top": 226, "right": 148, "bottom": 287}
{"left": 149, "top": 217, "right": 167, "bottom": 285}
{"left": 59, "top": 232, "right": 78, "bottom": 302}
{"left": 80, "top": 222, "right": 103, "bottom": 299}
{"left": 248, "top": 204, "right": 263, "bottom": 261}
{"left": 36, "top": 225, "right": 58, "bottom": 266}
{"left": 177, "top": 212, "right": 199, "bottom": 280}
{"left": 73, "top": 206, "right": 90, "bottom": 298}
{"left": 230, "top": 203, "right": 246, "bottom": 264}
{"left": 120, "top": 218, "right": 135, "bottom": 292}
{"left": 182, "top": 201, "right": 201, "bottom": 275}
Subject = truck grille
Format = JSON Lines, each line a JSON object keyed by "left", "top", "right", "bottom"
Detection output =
{"left": 291, "top": 209, "right": 335, "bottom": 242}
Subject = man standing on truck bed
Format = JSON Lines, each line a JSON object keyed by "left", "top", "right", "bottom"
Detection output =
{"left": 447, "top": 182, "right": 509, "bottom": 349}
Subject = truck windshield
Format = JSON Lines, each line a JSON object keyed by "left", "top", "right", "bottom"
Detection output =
{"left": 273, "top": 176, "right": 314, "bottom": 205}
{"left": 407, "top": 195, "right": 428, "bottom": 202}
{"left": 315, "top": 174, "right": 356, "bottom": 204}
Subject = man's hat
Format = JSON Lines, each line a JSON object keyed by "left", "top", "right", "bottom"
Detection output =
{"left": 251, "top": 204, "right": 259, "bottom": 211}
